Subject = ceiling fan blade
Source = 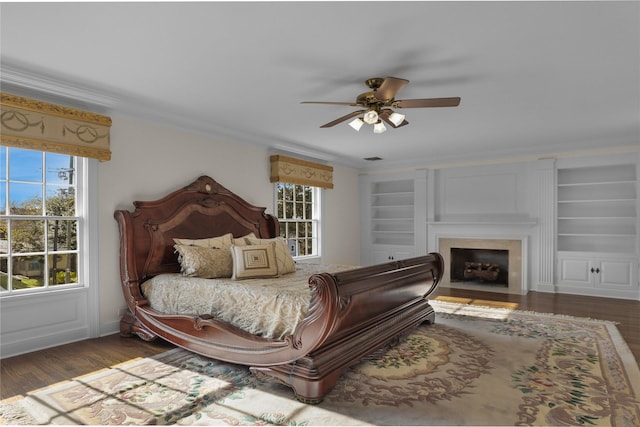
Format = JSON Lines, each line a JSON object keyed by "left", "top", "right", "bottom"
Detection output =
{"left": 301, "top": 101, "right": 360, "bottom": 106}
{"left": 375, "top": 77, "right": 409, "bottom": 101}
{"left": 320, "top": 110, "right": 366, "bottom": 128}
{"left": 395, "top": 97, "right": 461, "bottom": 108}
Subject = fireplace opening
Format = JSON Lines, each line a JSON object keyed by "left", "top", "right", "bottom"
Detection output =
{"left": 450, "top": 248, "right": 509, "bottom": 287}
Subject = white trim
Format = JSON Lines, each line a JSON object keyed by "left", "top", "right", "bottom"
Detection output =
{"left": 84, "top": 158, "right": 100, "bottom": 337}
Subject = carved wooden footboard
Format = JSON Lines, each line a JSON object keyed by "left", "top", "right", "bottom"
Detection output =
{"left": 114, "top": 176, "right": 443, "bottom": 403}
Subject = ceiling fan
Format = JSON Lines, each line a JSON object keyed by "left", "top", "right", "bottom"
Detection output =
{"left": 302, "top": 76, "right": 461, "bottom": 134}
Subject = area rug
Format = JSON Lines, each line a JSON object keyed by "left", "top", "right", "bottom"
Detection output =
{"left": 2, "top": 301, "right": 639, "bottom": 426}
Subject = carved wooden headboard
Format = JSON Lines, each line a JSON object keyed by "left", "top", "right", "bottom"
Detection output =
{"left": 114, "top": 176, "right": 279, "bottom": 286}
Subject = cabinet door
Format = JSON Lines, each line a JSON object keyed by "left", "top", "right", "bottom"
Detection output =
{"left": 370, "top": 248, "right": 393, "bottom": 265}
{"left": 391, "top": 248, "right": 415, "bottom": 261}
{"left": 558, "top": 257, "right": 593, "bottom": 286}
{"left": 598, "top": 259, "right": 636, "bottom": 288}
{"left": 369, "top": 246, "right": 415, "bottom": 265}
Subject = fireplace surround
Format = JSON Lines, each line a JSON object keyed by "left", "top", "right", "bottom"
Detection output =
{"left": 438, "top": 237, "right": 526, "bottom": 294}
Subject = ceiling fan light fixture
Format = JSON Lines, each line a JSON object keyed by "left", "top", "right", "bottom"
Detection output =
{"left": 373, "top": 121, "right": 387, "bottom": 134}
{"left": 348, "top": 118, "right": 364, "bottom": 131}
{"left": 363, "top": 110, "right": 379, "bottom": 125}
{"left": 388, "top": 112, "right": 406, "bottom": 127}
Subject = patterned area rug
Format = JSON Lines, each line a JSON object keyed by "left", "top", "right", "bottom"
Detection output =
{"left": 2, "top": 301, "right": 639, "bottom": 426}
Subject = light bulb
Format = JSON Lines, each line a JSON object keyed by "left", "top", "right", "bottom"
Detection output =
{"left": 363, "top": 110, "right": 379, "bottom": 125}
{"left": 348, "top": 118, "right": 364, "bottom": 131}
{"left": 373, "top": 121, "right": 387, "bottom": 134}
{"left": 388, "top": 112, "right": 406, "bottom": 127}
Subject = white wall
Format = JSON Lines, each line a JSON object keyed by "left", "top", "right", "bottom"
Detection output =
{"left": 97, "top": 116, "right": 360, "bottom": 335}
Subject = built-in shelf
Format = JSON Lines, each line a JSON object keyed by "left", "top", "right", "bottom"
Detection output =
{"left": 557, "top": 164, "right": 637, "bottom": 253}
{"left": 370, "top": 179, "right": 414, "bottom": 245}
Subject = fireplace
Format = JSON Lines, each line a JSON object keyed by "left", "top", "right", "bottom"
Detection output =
{"left": 450, "top": 248, "right": 509, "bottom": 286}
{"left": 438, "top": 237, "right": 526, "bottom": 294}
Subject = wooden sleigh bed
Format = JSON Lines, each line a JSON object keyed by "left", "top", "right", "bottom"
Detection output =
{"left": 114, "top": 175, "right": 444, "bottom": 403}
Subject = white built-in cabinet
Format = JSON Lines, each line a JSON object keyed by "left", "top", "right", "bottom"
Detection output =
{"left": 555, "top": 156, "right": 639, "bottom": 298}
{"left": 359, "top": 153, "right": 639, "bottom": 300}
{"left": 359, "top": 171, "right": 427, "bottom": 266}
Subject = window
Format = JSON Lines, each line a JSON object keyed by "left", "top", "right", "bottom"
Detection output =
{"left": 275, "top": 182, "right": 321, "bottom": 258}
{"left": 0, "top": 147, "right": 82, "bottom": 294}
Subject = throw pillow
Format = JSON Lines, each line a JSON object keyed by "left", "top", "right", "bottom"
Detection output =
{"left": 175, "top": 244, "right": 233, "bottom": 278}
{"left": 173, "top": 233, "right": 233, "bottom": 249}
{"left": 230, "top": 243, "right": 279, "bottom": 279}
{"left": 245, "top": 236, "right": 296, "bottom": 275}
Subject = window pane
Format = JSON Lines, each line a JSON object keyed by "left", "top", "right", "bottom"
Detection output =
{"left": 9, "top": 148, "right": 42, "bottom": 182}
{"left": 45, "top": 153, "right": 75, "bottom": 185}
{"left": 287, "top": 222, "right": 297, "bottom": 238}
{"left": 12, "top": 255, "right": 45, "bottom": 289}
{"left": 46, "top": 186, "right": 76, "bottom": 216}
{"left": 295, "top": 201, "right": 303, "bottom": 219}
{"left": 9, "top": 182, "right": 43, "bottom": 215}
{"left": 48, "top": 220, "right": 78, "bottom": 251}
{"left": 11, "top": 219, "right": 45, "bottom": 252}
{"left": 295, "top": 185, "right": 304, "bottom": 202}
{"left": 277, "top": 200, "right": 284, "bottom": 218}
{"left": 0, "top": 184, "right": 5, "bottom": 216}
{"left": 284, "top": 183, "right": 293, "bottom": 201}
{"left": 285, "top": 201, "right": 294, "bottom": 219}
{"left": 305, "top": 202, "right": 312, "bottom": 219}
{"left": 0, "top": 256, "right": 8, "bottom": 292}
{"left": 0, "top": 219, "right": 7, "bottom": 253}
{"left": 49, "top": 253, "right": 77, "bottom": 286}
{"left": 298, "top": 239, "right": 307, "bottom": 256}
{"left": 0, "top": 148, "right": 6, "bottom": 179}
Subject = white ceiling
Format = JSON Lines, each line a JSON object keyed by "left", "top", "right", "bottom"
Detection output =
{"left": 1, "top": 1, "right": 639, "bottom": 170}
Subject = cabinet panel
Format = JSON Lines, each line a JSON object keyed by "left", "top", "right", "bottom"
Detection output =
{"left": 558, "top": 258, "right": 592, "bottom": 285}
{"left": 599, "top": 260, "right": 634, "bottom": 288}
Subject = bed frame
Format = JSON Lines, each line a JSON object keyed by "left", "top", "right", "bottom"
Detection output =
{"left": 114, "top": 175, "right": 444, "bottom": 403}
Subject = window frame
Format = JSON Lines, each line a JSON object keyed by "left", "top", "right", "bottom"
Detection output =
{"left": 0, "top": 147, "right": 87, "bottom": 297}
{"left": 274, "top": 182, "right": 322, "bottom": 260}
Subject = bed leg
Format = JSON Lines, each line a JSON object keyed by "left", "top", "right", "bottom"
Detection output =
{"left": 250, "top": 364, "right": 343, "bottom": 405}
{"left": 422, "top": 305, "right": 436, "bottom": 324}
{"left": 120, "top": 311, "right": 157, "bottom": 341}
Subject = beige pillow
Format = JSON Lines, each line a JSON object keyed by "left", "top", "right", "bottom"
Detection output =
{"left": 232, "top": 232, "right": 256, "bottom": 246}
{"left": 245, "top": 236, "right": 296, "bottom": 275}
{"left": 175, "top": 244, "right": 233, "bottom": 278}
{"left": 173, "top": 233, "right": 233, "bottom": 249}
{"left": 230, "top": 243, "right": 278, "bottom": 279}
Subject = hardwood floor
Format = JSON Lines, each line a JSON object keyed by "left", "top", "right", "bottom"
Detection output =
{"left": 1, "top": 333, "right": 174, "bottom": 400}
{"left": 1, "top": 289, "right": 638, "bottom": 401}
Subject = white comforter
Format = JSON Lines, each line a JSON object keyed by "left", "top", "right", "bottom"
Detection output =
{"left": 141, "top": 263, "right": 352, "bottom": 340}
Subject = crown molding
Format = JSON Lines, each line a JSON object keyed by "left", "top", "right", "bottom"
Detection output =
{"left": 1, "top": 63, "right": 118, "bottom": 113}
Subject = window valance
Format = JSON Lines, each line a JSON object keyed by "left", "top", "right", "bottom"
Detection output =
{"left": 270, "top": 154, "right": 333, "bottom": 189}
{"left": 0, "top": 93, "right": 112, "bottom": 161}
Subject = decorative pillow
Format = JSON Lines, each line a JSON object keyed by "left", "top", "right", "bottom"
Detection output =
{"left": 232, "top": 232, "right": 256, "bottom": 246}
{"left": 230, "top": 243, "right": 278, "bottom": 280}
{"left": 174, "top": 244, "right": 233, "bottom": 278}
{"left": 245, "top": 236, "right": 296, "bottom": 275}
{"left": 173, "top": 233, "right": 233, "bottom": 249}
